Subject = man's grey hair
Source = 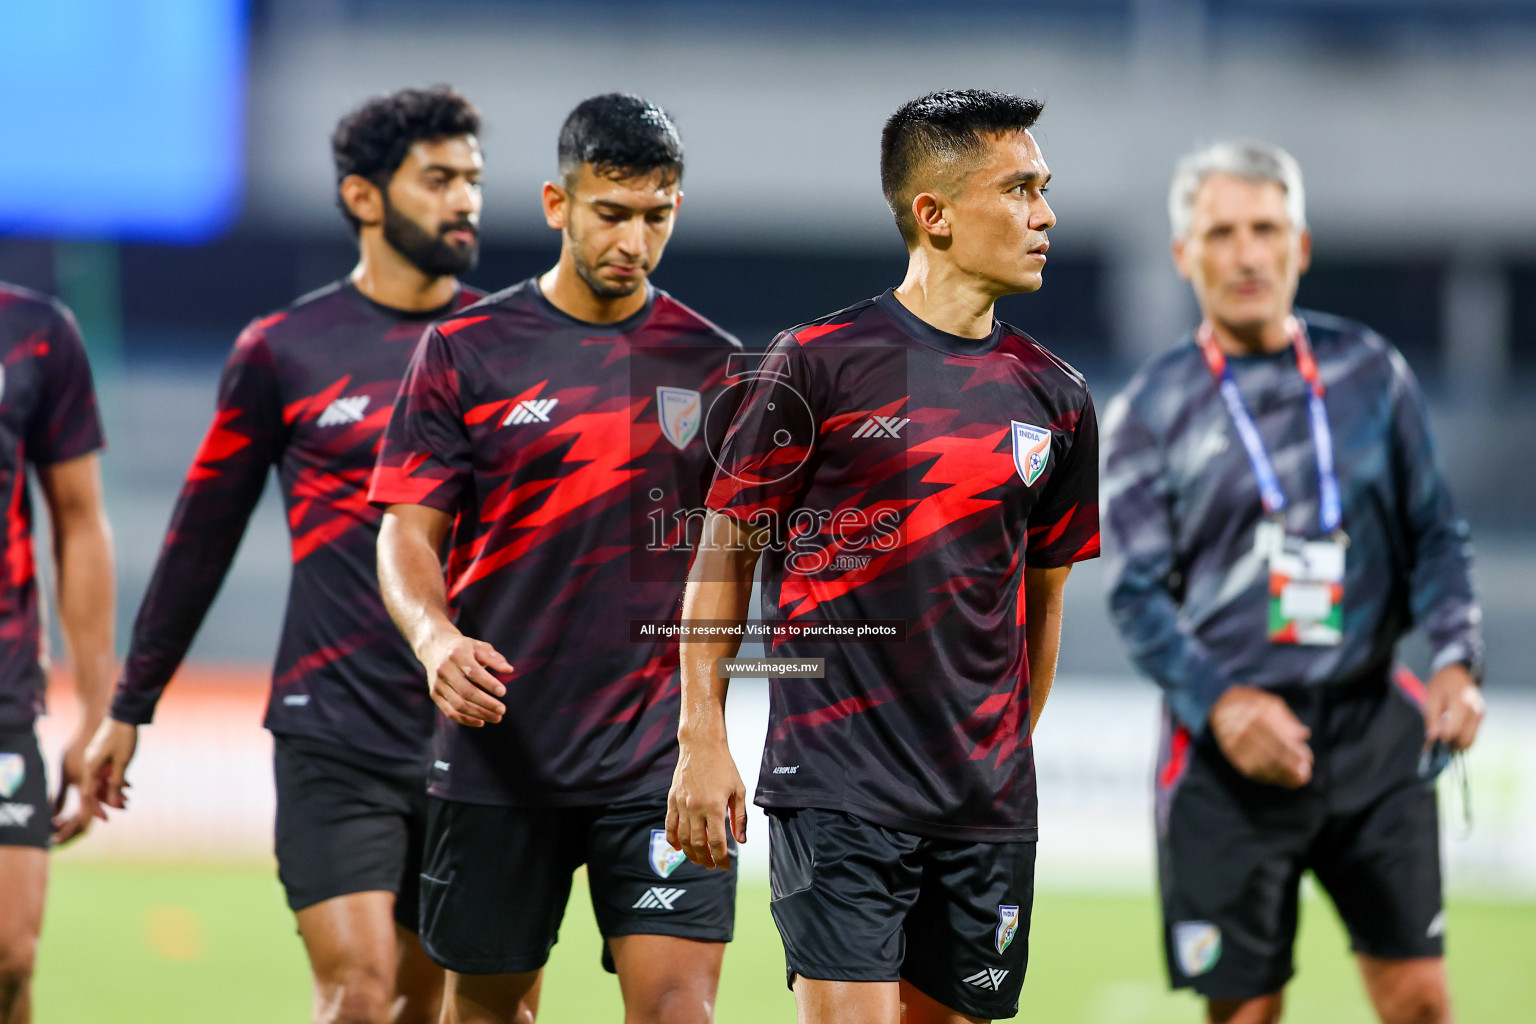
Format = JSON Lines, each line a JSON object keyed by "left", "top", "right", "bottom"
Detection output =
{"left": 1168, "top": 140, "right": 1306, "bottom": 240}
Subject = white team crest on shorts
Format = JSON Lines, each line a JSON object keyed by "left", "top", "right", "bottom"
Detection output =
{"left": 649, "top": 828, "right": 688, "bottom": 878}
{"left": 1010, "top": 421, "right": 1051, "bottom": 486}
{"left": 1173, "top": 921, "right": 1222, "bottom": 977}
{"left": 995, "top": 905, "right": 1020, "bottom": 954}
{"left": 0, "top": 753, "right": 23, "bottom": 799}
{"left": 657, "top": 387, "right": 702, "bottom": 450}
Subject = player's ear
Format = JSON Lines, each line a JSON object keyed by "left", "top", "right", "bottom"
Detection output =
{"left": 340, "top": 174, "right": 384, "bottom": 229}
{"left": 911, "top": 192, "right": 951, "bottom": 242}
{"left": 1171, "top": 235, "right": 1193, "bottom": 281}
{"left": 542, "top": 181, "right": 570, "bottom": 231}
{"left": 1296, "top": 228, "right": 1313, "bottom": 276}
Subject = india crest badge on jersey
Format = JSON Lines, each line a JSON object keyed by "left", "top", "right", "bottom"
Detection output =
{"left": 649, "top": 828, "right": 688, "bottom": 878}
{"left": 1011, "top": 421, "right": 1051, "bottom": 486}
{"left": 657, "top": 387, "right": 702, "bottom": 450}
{"left": 0, "top": 753, "right": 24, "bottom": 799}
{"left": 1173, "top": 921, "right": 1222, "bottom": 977}
{"left": 995, "top": 905, "right": 1021, "bottom": 954}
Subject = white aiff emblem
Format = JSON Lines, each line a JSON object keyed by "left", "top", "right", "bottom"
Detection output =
{"left": 1173, "top": 921, "right": 1223, "bottom": 977}
{"left": 1011, "top": 421, "right": 1051, "bottom": 487}
{"left": 649, "top": 828, "right": 688, "bottom": 879}
{"left": 657, "top": 387, "right": 702, "bottom": 449}
{"left": 996, "top": 904, "right": 1020, "bottom": 954}
{"left": 0, "top": 753, "right": 23, "bottom": 799}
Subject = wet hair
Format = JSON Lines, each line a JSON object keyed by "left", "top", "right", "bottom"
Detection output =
{"left": 557, "top": 93, "right": 684, "bottom": 188}
{"left": 1168, "top": 140, "right": 1306, "bottom": 239}
{"left": 880, "top": 89, "right": 1044, "bottom": 246}
{"left": 331, "top": 85, "right": 481, "bottom": 231}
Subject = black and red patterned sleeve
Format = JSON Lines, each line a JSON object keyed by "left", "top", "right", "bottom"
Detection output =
{"left": 111, "top": 318, "right": 286, "bottom": 725}
{"left": 704, "top": 333, "right": 821, "bottom": 525}
{"left": 369, "top": 324, "right": 473, "bottom": 514}
{"left": 28, "top": 300, "right": 104, "bottom": 464}
{"left": 1025, "top": 391, "right": 1101, "bottom": 568}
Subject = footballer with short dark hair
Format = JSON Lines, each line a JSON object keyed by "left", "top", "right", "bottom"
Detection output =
{"left": 85, "top": 85, "right": 486, "bottom": 1024}
{"left": 668, "top": 89, "right": 1100, "bottom": 1024}
{"left": 372, "top": 92, "right": 743, "bottom": 1024}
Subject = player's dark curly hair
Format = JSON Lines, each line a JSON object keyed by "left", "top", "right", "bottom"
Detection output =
{"left": 557, "top": 93, "right": 684, "bottom": 189}
{"left": 331, "top": 86, "right": 481, "bottom": 232}
{"left": 881, "top": 89, "right": 1044, "bottom": 246}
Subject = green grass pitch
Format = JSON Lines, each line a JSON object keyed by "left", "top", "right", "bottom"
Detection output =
{"left": 35, "top": 859, "right": 1535, "bottom": 1022}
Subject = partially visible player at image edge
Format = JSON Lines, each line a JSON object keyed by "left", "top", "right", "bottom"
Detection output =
{"left": 84, "top": 86, "right": 487, "bottom": 1024}
{"left": 0, "top": 281, "right": 115, "bottom": 1024}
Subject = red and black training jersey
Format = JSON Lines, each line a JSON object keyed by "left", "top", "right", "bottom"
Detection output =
{"left": 0, "top": 283, "right": 105, "bottom": 729}
{"left": 708, "top": 290, "right": 1099, "bottom": 842}
{"left": 111, "top": 281, "right": 482, "bottom": 765}
{"left": 370, "top": 279, "right": 741, "bottom": 806}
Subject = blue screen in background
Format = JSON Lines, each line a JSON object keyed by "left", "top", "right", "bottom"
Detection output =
{"left": 0, "top": 0, "right": 248, "bottom": 242}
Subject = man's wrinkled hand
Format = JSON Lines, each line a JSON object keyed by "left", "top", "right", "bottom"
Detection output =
{"left": 1209, "top": 685, "right": 1314, "bottom": 788}
{"left": 1423, "top": 664, "right": 1484, "bottom": 753}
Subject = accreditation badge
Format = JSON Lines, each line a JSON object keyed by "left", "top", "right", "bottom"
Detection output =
{"left": 1263, "top": 530, "right": 1346, "bottom": 646}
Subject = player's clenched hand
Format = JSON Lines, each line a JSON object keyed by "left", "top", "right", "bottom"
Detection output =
{"left": 1424, "top": 664, "right": 1484, "bottom": 752}
{"left": 82, "top": 718, "right": 137, "bottom": 814}
{"left": 422, "top": 630, "right": 511, "bottom": 728}
{"left": 666, "top": 731, "right": 746, "bottom": 871}
{"left": 1209, "top": 685, "right": 1314, "bottom": 788}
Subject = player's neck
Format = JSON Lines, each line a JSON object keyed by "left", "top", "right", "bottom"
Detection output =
{"left": 350, "top": 239, "right": 458, "bottom": 313}
{"left": 1203, "top": 312, "right": 1293, "bottom": 357}
{"left": 892, "top": 254, "right": 997, "bottom": 340}
{"left": 538, "top": 259, "right": 648, "bottom": 325}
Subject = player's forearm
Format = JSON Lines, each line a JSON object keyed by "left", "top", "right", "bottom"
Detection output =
{"left": 678, "top": 515, "right": 762, "bottom": 743}
{"left": 1410, "top": 526, "right": 1483, "bottom": 678}
{"left": 1024, "top": 565, "right": 1070, "bottom": 732}
{"left": 378, "top": 506, "right": 456, "bottom": 659}
{"left": 112, "top": 445, "right": 273, "bottom": 724}
{"left": 1107, "top": 566, "right": 1232, "bottom": 733}
{"left": 53, "top": 505, "right": 116, "bottom": 729}
{"left": 37, "top": 455, "right": 116, "bottom": 730}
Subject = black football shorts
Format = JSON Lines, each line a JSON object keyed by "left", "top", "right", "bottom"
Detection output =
{"left": 418, "top": 789, "right": 737, "bottom": 975}
{"left": 768, "top": 805, "right": 1037, "bottom": 1020}
{"left": 273, "top": 735, "right": 430, "bottom": 930}
{"left": 0, "top": 728, "right": 50, "bottom": 849}
{"left": 1155, "top": 675, "right": 1445, "bottom": 1001}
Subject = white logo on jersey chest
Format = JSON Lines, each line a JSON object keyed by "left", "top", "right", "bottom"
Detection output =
{"left": 505, "top": 398, "right": 559, "bottom": 425}
{"left": 852, "top": 415, "right": 910, "bottom": 439}
{"left": 317, "top": 395, "right": 371, "bottom": 427}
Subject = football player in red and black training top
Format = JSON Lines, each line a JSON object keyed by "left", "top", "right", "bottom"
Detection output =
{"left": 0, "top": 284, "right": 115, "bottom": 1024}
{"left": 667, "top": 90, "right": 1100, "bottom": 1024}
{"left": 84, "top": 87, "right": 486, "bottom": 1024}
{"left": 372, "top": 94, "right": 741, "bottom": 1024}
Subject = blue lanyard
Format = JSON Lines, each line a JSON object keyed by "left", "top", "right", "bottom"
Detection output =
{"left": 1197, "top": 318, "right": 1343, "bottom": 535}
